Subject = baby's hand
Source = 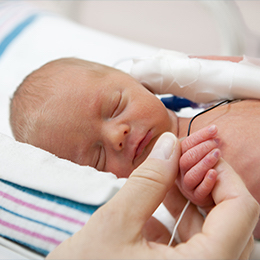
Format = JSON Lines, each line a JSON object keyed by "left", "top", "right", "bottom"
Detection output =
{"left": 176, "top": 125, "right": 221, "bottom": 212}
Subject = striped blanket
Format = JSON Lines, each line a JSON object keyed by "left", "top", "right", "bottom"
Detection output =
{"left": 0, "top": 130, "right": 125, "bottom": 257}
{"left": 0, "top": 4, "right": 106, "bottom": 256}
{"left": 0, "top": 1, "right": 151, "bottom": 257}
{"left": 0, "top": 179, "right": 98, "bottom": 256}
{"left": 0, "top": 1, "right": 43, "bottom": 59}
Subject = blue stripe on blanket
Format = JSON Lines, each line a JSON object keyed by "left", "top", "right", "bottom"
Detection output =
{"left": 0, "top": 206, "right": 73, "bottom": 236}
{"left": 0, "top": 179, "right": 100, "bottom": 256}
{"left": 0, "top": 14, "right": 38, "bottom": 58}
{"left": 0, "top": 233, "right": 48, "bottom": 256}
{"left": 1, "top": 179, "right": 99, "bottom": 214}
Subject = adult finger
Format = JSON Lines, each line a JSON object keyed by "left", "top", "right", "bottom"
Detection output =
{"left": 110, "top": 132, "right": 181, "bottom": 233}
{"left": 47, "top": 132, "right": 181, "bottom": 260}
{"left": 200, "top": 159, "right": 259, "bottom": 259}
{"left": 239, "top": 236, "right": 254, "bottom": 260}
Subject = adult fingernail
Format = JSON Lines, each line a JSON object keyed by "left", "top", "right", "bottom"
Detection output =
{"left": 148, "top": 132, "right": 177, "bottom": 160}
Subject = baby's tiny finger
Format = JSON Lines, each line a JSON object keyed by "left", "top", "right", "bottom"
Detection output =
{"left": 182, "top": 149, "right": 221, "bottom": 191}
{"left": 193, "top": 169, "right": 218, "bottom": 206}
{"left": 182, "top": 125, "right": 218, "bottom": 154}
{"left": 180, "top": 139, "right": 220, "bottom": 174}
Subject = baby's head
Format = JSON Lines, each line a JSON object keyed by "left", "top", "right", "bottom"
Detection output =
{"left": 10, "top": 58, "right": 178, "bottom": 177}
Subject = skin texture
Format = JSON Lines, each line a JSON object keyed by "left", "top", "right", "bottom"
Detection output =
{"left": 177, "top": 125, "right": 220, "bottom": 212}
{"left": 46, "top": 133, "right": 259, "bottom": 259}
{"left": 10, "top": 56, "right": 260, "bottom": 237}
{"left": 25, "top": 61, "right": 178, "bottom": 178}
{"left": 140, "top": 56, "right": 260, "bottom": 238}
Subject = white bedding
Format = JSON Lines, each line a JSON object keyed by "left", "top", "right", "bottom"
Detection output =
{"left": 0, "top": 2, "right": 161, "bottom": 258}
{"left": 0, "top": 13, "right": 158, "bottom": 137}
{"left": 0, "top": 4, "right": 154, "bottom": 201}
{"left": 0, "top": 2, "right": 260, "bottom": 259}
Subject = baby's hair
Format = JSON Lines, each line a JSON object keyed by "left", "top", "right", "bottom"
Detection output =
{"left": 10, "top": 63, "right": 55, "bottom": 143}
{"left": 10, "top": 58, "right": 113, "bottom": 144}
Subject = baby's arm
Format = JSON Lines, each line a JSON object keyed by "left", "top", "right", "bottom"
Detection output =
{"left": 131, "top": 50, "right": 260, "bottom": 103}
{"left": 176, "top": 125, "right": 221, "bottom": 212}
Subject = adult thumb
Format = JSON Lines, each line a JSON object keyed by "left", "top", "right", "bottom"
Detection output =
{"left": 46, "top": 133, "right": 181, "bottom": 260}
{"left": 110, "top": 132, "right": 181, "bottom": 231}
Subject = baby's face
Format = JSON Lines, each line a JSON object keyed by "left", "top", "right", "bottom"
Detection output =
{"left": 35, "top": 63, "right": 178, "bottom": 177}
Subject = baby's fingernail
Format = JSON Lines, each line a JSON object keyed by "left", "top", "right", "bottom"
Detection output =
{"left": 207, "top": 169, "right": 217, "bottom": 180}
{"left": 208, "top": 125, "right": 217, "bottom": 133}
{"left": 212, "top": 149, "right": 221, "bottom": 158}
{"left": 214, "top": 138, "right": 220, "bottom": 145}
{"left": 148, "top": 132, "right": 177, "bottom": 160}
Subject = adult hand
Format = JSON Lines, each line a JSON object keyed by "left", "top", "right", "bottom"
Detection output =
{"left": 46, "top": 133, "right": 259, "bottom": 259}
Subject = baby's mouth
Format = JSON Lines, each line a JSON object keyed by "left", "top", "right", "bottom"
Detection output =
{"left": 134, "top": 130, "right": 153, "bottom": 160}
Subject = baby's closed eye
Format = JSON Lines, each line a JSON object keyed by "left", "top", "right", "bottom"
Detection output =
{"left": 111, "top": 91, "right": 122, "bottom": 118}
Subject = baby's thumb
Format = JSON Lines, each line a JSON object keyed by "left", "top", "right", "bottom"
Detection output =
{"left": 114, "top": 132, "right": 181, "bottom": 230}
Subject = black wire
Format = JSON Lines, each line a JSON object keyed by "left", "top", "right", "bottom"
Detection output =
{"left": 187, "top": 99, "right": 235, "bottom": 136}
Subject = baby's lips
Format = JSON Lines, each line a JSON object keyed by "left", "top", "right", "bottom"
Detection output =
{"left": 134, "top": 130, "right": 153, "bottom": 160}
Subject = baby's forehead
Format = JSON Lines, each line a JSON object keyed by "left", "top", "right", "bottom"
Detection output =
{"left": 41, "top": 58, "right": 132, "bottom": 104}
{"left": 48, "top": 58, "right": 111, "bottom": 73}
{"left": 39, "top": 59, "right": 100, "bottom": 88}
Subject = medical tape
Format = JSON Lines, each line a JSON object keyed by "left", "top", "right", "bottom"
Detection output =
{"left": 130, "top": 49, "right": 260, "bottom": 103}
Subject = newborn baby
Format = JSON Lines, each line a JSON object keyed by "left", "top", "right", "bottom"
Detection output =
{"left": 10, "top": 57, "right": 260, "bottom": 237}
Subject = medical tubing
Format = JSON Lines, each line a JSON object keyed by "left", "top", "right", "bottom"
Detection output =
{"left": 187, "top": 99, "right": 234, "bottom": 136}
{"left": 168, "top": 200, "right": 190, "bottom": 246}
{"left": 167, "top": 99, "right": 235, "bottom": 246}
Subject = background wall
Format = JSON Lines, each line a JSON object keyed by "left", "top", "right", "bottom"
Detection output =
{"left": 25, "top": 0, "right": 260, "bottom": 57}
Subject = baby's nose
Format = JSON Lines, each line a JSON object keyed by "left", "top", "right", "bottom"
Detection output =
{"left": 107, "top": 124, "right": 130, "bottom": 151}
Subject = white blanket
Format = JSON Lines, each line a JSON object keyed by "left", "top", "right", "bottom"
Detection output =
{"left": 1, "top": 2, "right": 260, "bottom": 259}
{"left": 0, "top": 2, "right": 157, "bottom": 201}
{"left": 0, "top": 2, "right": 158, "bottom": 257}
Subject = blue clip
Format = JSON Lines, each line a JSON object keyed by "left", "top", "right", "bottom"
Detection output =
{"left": 161, "top": 96, "right": 197, "bottom": 112}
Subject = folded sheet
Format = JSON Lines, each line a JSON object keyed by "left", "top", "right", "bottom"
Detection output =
{"left": 0, "top": 132, "right": 127, "bottom": 256}
{"left": 0, "top": 179, "right": 97, "bottom": 256}
{"left": 0, "top": 133, "right": 126, "bottom": 205}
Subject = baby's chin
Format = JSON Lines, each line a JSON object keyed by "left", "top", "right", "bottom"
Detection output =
{"left": 114, "top": 111, "right": 177, "bottom": 179}
{"left": 116, "top": 149, "right": 152, "bottom": 178}
{"left": 125, "top": 137, "right": 157, "bottom": 178}
{"left": 116, "top": 168, "right": 134, "bottom": 178}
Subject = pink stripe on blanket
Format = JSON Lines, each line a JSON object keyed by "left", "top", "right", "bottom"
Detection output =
{"left": 0, "top": 191, "right": 85, "bottom": 226}
{"left": 0, "top": 219, "right": 61, "bottom": 245}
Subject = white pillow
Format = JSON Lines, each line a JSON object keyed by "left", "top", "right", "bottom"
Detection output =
{"left": 0, "top": 132, "right": 127, "bottom": 205}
